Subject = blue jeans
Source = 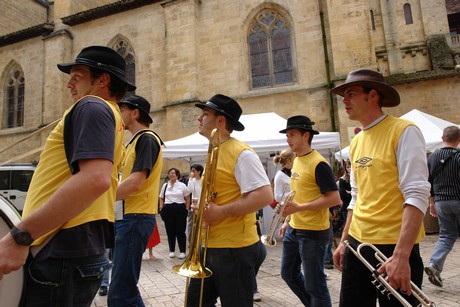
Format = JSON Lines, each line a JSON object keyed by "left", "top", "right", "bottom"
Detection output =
{"left": 108, "top": 214, "right": 156, "bottom": 307}
{"left": 22, "top": 253, "right": 110, "bottom": 307}
{"left": 324, "top": 221, "right": 334, "bottom": 264}
{"left": 101, "top": 249, "right": 111, "bottom": 287}
{"left": 281, "top": 226, "right": 331, "bottom": 307}
{"left": 186, "top": 241, "right": 260, "bottom": 307}
{"left": 430, "top": 199, "right": 460, "bottom": 272}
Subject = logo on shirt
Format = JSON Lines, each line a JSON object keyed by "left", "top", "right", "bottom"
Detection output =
{"left": 291, "top": 172, "right": 300, "bottom": 181}
{"left": 355, "top": 157, "right": 372, "bottom": 169}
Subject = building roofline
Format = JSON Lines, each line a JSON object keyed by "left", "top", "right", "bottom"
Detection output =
{"left": 61, "top": 0, "right": 161, "bottom": 26}
{"left": 0, "top": 23, "right": 54, "bottom": 47}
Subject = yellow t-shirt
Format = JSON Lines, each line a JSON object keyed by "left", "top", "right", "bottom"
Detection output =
{"left": 122, "top": 130, "right": 162, "bottom": 214}
{"left": 207, "top": 138, "right": 260, "bottom": 248}
{"left": 289, "top": 150, "right": 330, "bottom": 231}
{"left": 349, "top": 115, "right": 425, "bottom": 244}
{"left": 22, "top": 95, "right": 124, "bottom": 246}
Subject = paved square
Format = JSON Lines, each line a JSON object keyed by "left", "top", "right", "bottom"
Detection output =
{"left": 92, "top": 220, "right": 459, "bottom": 306}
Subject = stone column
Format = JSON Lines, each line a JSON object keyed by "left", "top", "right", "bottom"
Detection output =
{"left": 379, "top": 1, "right": 403, "bottom": 74}
{"left": 161, "top": 0, "right": 201, "bottom": 103}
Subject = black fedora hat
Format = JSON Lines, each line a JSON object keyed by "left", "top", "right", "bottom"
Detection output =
{"left": 57, "top": 46, "right": 136, "bottom": 91}
{"left": 279, "top": 115, "right": 319, "bottom": 134}
{"left": 331, "top": 69, "right": 400, "bottom": 107}
{"left": 119, "top": 95, "right": 153, "bottom": 124}
{"left": 195, "top": 94, "right": 245, "bottom": 131}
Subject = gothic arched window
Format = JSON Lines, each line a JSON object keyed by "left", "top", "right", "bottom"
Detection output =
{"left": 4, "top": 66, "right": 25, "bottom": 128}
{"left": 114, "top": 40, "right": 136, "bottom": 96}
{"left": 404, "top": 3, "right": 413, "bottom": 25}
{"left": 248, "top": 9, "right": 294, "bottom": 89}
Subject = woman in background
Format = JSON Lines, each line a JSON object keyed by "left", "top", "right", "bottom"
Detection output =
{"left": 273, "top": 149, "right": 295, "bottom": 204}
{"left": 159, "top": 168, "right": 190, "bottom": 259}
{"left": 186, "top": 164, "right": 203, "bottom": 240}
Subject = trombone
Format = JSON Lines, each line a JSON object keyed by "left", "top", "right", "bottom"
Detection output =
{"left": 261, "top": 184, "right": 295, "bottom": 247}
{"left": 344, "top": 240, "right": 436, "bottom": 307}
{"left": 172, "top": 128, "right": 220, "bottom": 306}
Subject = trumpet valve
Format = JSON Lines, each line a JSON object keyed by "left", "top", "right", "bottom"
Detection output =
{"left": 274, "top": 204, "right": 282, "bottom": 214}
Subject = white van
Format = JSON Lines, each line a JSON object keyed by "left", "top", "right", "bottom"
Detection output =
{"left": 0, "top": 163, "right": 36, "bottom": 214}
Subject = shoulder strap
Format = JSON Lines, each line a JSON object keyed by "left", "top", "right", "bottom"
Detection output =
{"left": 429, "top": 149, "right": 459, "bottom": 182}
{"left": 126, "top": 129, "right": 164, "bottom": 147}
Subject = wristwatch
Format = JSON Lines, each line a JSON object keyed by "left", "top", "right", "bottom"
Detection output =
{"left": 10, "top": 226, "right": 33, "bottom": 246}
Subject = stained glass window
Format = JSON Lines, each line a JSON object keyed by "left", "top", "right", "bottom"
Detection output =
{"left": 249, "top": 9, "right": 294, "bottom": 89}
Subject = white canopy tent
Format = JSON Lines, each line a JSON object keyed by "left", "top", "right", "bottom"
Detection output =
{"left": 335, "top": 109, "right": 457, "bottom": 161}
{"left": 163, "top": 112, "right": 341, "bottom": 163}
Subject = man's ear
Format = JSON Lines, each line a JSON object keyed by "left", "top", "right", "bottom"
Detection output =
{"left": 134, "top": 108, "right": 141, "bottom": 120}
{"left": 98, "top": 73, "right": 111, "bottom": 87}
{"left": 216, "top": 114, "right": 226, "bottom": 128}
{"left": 369, "top": 89, "right": 380, "bottom": 103}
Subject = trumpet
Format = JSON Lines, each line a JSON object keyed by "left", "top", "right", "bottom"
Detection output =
{"left": 172, "top": 128, "right": 220, "bottom": 306}
{"left": 261, "top": 184, "right": 295, "bottom": 247}
{"left": 344, "top": 240, "right": 436, "bottom": 307}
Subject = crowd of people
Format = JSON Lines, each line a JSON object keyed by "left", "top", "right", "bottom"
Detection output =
{"left": 0, "top": 45, "right": 457, "bottom": 307}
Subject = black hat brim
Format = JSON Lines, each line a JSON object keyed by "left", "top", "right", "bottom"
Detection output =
{"left": 118, "top": 101, "right": 153, "bottom": 124}
{"left": 279, "top": 126, "right": 320, "bottom": 134}
{"left": 195, "top": 103, "right": 245, "bottom": 131}
{"left": 57, "top": 62, "right": 136, "bottom": 92}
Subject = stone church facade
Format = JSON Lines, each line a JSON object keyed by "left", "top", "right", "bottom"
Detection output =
{"left": 0, "top": 0, "right": 459, "bottom": 165}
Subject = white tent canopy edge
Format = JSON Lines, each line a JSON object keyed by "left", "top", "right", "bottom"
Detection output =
{"left": 163, "top": 112, "right": 341, "bottom": 163}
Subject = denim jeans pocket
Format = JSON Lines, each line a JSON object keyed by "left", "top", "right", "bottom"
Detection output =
{"left": 76, "top": 260, "right": 112, "bottom": 279}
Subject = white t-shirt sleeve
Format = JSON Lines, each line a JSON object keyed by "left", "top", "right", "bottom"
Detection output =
{"left": 234, "top": 150, "right": 270, "bottom": 194}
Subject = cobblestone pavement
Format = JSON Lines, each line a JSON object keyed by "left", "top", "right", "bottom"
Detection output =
{"left": 92, "top": 220, "right": 460, "bottom": 307}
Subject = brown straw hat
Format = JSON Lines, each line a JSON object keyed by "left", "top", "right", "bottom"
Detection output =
{"left": 331, "top": 69, "right": 400, "bottom": 107}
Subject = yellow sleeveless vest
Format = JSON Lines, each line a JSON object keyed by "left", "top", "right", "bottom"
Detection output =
{"left": 23, "top": 95, "right": 124, "bottom": 246}
{"left": 207, "top": 138, "right": 259, "bottom": 248}
{"left": 289, "top": 150, "right": 330, "bottom": 231}
{"left": 349, "top": 116, "right": 425, "bottom": 244}
{"left": 122, "top": 130, "right": 162, "bottom": 214}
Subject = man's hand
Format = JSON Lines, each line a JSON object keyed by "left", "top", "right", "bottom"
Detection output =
{"left": 377, "top": 255, "right": 413, "bottom": 296}
{"left": 281, "top": 200, "right": 298, "bottom": 216}
{"left": 278, "top": 220, "right": 289, "bottom": 238}
{"left": 333, "top": 242, "right": 346, "bottom": 271}
{"left": 202, "top": 201, "right": 223, "bottom": 226}
{"left": 0, "top": 234, "right": 29, "bottom": 280}
{"left": 429, "top": 203, "right": 437, "bottom": 218}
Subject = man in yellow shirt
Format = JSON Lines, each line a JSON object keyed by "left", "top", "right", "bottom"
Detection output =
{"left": 108, "top": 95, "right": 163, "bottom": 306}
{"left": 186, "top": 94, "right": 273, "bottom": 306}
{"left": 332, "top": 69, "right": 430, "bottom": 306}
{"left": 279, "top": 115, "right": 341, "bottom": 307}
{"left": 0, "top": 46, "right": 133, "bottom": 306}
